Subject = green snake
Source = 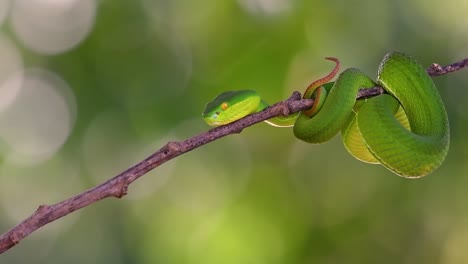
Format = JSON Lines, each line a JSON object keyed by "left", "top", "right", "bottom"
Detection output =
{"left": 202, "top": 52, "right": 450, "bottom": 178}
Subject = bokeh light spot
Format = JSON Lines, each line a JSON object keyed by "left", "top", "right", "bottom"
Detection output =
{"left": 10, "top": 0, "right": 97, "bottom": 54}
{"left": 0, "top": 33, "right": 23, "bottom": 113}
{"left": 238, "top": 0, "right": 292, "bottom": 16}
{"left": 0, "top": 68, "right": 76, "bottom": 164}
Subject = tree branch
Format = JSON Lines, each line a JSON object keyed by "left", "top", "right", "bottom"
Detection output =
{"left": 0, "top": 56, "right": 466, "bottom": 254}
{"left": 427, "top": 57, "right": 468, "bottom": 76}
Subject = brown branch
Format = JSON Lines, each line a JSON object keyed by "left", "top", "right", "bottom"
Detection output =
{"left": 356, "top": 57, "right": 468, "bottom": 98}
{"left": 426, "top": 57, "right": 468, "bottom": 76}
{"left": 0, "top": 56, "right": 466, "bottom": 254}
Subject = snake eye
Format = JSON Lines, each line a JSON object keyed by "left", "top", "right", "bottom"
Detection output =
{"left": 221, "top": 102, "right": 229, "bottom": 111}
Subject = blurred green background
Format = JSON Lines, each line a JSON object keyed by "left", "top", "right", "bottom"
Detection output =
{"left": 0, "top": 0, "right": 467, "bottom": 263}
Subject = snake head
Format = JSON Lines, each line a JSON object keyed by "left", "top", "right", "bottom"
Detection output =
{"left": 202, "top": 90, "right": 261, "bottom": 126}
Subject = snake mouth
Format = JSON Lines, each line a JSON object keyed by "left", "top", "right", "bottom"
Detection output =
{"left": 203, "top": 112, "right": 223, "bottom": 126}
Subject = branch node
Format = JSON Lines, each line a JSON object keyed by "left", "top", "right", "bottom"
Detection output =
{"left": 167, "top": 142, "right": 181, "bottom": 153}
{"left": 9, "top": 233, "right": 20, "bottom": 245}
{"left": 430, "top": 63, "right": 444, "bottom": 72}
{"left": 114, "top": 185, "right": 128, "bottom": 198}
{"left": 278, "top": 91, "right": 304, "bottom": 116}
{"left": 279, "top": 103, "right": 291, "bottom": 116}
{"left": 36, "top": 205, "right": 49, "bottom": 214}
{"left": 112, "top": 177, "right": 131, "bottom": 198}
{"left": 289, "top": 91, "right": 302, "bottom": 101}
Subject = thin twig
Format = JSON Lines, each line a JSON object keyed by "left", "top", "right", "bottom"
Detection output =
{"left": 426, "top": 57, "right": 468, "bottom": 76}
{"left": 0, "top": 56, "right": 466, "bottom": 254}
{"left": 356, "top": 58, "right": 468, "bottom": 99}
